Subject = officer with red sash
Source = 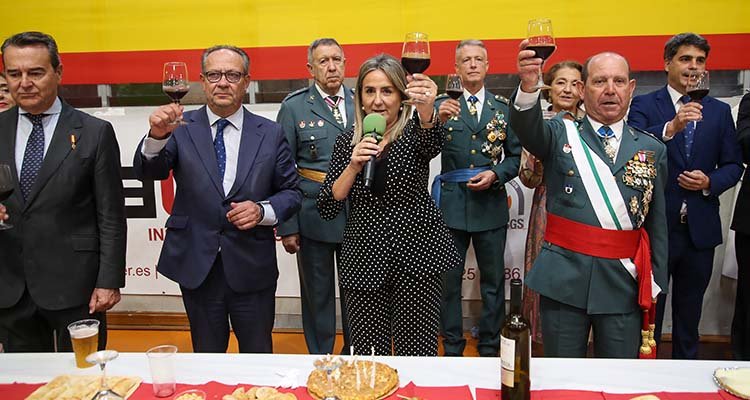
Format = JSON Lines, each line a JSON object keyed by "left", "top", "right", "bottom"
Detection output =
{"left": 509, "top": 45, "right": 668, "bottom": 358}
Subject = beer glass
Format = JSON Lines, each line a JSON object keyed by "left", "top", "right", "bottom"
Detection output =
{"left": 67, "top": 319, "right": 100, "bottom": 368}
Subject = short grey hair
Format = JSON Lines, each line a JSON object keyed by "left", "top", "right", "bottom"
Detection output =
{"left": 201, "top": 45, "right": 250, "bottom": 74}
{"left": 307, "top": 38, "right": 343, "bottom": 64}
{"left": 455, "top": 39, "right": 486, "bottom": 60}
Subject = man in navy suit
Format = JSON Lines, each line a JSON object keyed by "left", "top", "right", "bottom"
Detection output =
{"left": 629, "top": 32, "right": 743, "bottom": 359}
{"left": 134, "top": 45, "right": 301, "bottom": 353}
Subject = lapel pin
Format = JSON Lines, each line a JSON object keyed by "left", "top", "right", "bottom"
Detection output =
{"left": 317, "top": 120, "right": 324, "bottom": 127}
{"left": 563, "top": 143, "right": 572, "bottom": 154}
{"left": 298, "top": 121, "right": 305, "bottom": 129}
{"left": 70, "top": 134, "right": 77, "bottom": 150}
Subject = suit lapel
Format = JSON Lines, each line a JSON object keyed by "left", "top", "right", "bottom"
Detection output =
{"left": 307, "top": 90, "right": 340, "bottom": 129}
{"left": 612, "top": 124, "right": 639, "bottom": 173}
{"left": 344, "top": 87, "right": 355, "bottom": 130}
{"left": 477, "top": 95, "right": 497, "bottom": 132}
{"left": 656, "top": 86, "right": 688, "bottom": 162}
{"left": 186, "top": 107, "right": 224, "bottom": 197}
{"left": 227, "top": 108, "right": 264, "bottom": 199}
{"left": 0, "top": 108, "right": 20, "bottom": 204}
{"left": 23, "top": 102, "right": 83, "bottom": 210}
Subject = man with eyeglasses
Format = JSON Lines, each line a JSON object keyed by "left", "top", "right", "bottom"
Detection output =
{"left": 134, "top": 45, "right": 301, "bottom": 353}
{"left": 276, "top": 38, "right": 352, "bottom": 355}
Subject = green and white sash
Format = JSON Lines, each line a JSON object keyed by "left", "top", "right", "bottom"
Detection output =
{"left": 563, "top": 119, "right": 661, "bottom": 296}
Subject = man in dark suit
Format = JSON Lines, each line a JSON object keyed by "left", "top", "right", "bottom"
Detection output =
{"left": 729, "top": 92, "right": 750, "bottom": 360}
{"left": 510, "top": 47, "right": 668, "bottom": 358}
{"left": 0, "top": 31, "right": 127, "bottom": 352}
{"left": 434, "top": 40, "right": 521, "bottom": 357}
{"left": 628, "top": 32, "right": 743, "bottom": 359}
{"left": 134, "top": 45, "right": 301, "bottom": 353}
{"left": 276, "top": 38, "right": 352, "bottom": 355}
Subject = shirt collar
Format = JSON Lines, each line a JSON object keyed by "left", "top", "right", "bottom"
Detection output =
{"left": 666, "top": 84, "right": 686, "bottom": 106}
{"left": 314, "top": 83, "right": 345, "bottom": 101}
{"left": 587, "top": 116, "right": 624, "bottom": 140}
{"left": 18, "top": 97, "right": 62, "bottom": 116}
{"left": 207, "top": 106, "right": 244, "bottom": 130}
{"left": 464, "top": 86, "right": 485, "bottom": 104}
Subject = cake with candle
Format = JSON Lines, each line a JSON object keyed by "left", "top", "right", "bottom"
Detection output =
{"left": 306, "top": 359, "right": 399, "bottom": 400}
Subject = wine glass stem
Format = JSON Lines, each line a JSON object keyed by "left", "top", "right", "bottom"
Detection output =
{"left": 100, "top": 363, "right": 110, "bottom": 391}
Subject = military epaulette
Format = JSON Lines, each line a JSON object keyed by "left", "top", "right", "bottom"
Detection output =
{"left": 281, "top": 87, "right": 309, "bottom": 103}
{"left": 493, "top": 94, "right": 509, "bottom": 104}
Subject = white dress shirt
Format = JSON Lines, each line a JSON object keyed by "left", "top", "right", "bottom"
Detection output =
{"left": 141, "top": 106, "right": 277, "bottom": 225}
{"left": 15, "top": 97, "right": 62, "bottom": 179}
{"left": 464, "top": 87, "right": 486, "bottom": 120}
{"left": 315, "top": 84, "right": 347, "bottom": 127}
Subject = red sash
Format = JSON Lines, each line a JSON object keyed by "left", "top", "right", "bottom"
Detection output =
{"left": 545, "top": 213, "right": 657, "bottom": 358}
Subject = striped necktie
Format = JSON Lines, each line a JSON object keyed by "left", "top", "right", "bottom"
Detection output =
{"left": 20, "top": 113, "right": 47, "bottom": 200}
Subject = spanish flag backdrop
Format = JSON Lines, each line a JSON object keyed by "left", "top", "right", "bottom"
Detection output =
{"left": 3, "top": 0, "right": 749, "bottom": 84}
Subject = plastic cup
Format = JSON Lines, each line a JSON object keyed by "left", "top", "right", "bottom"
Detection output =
{"left": 146, "top": 344, "right": 178, "bottom": 397}
{"left": 67, "top": 319, "right": 99, "bottom": 368}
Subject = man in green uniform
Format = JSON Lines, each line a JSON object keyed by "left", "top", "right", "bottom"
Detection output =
{"left": 435, "top": 40, "right": 521, "bottom": 357}
{"left": 276, "top": 38, "right": 352, "bottom": 354}
{"left": 509, "top": 45, "right": 668, "bottom": 358}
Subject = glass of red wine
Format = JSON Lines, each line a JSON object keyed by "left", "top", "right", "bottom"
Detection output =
{"left": 446, "top": 74, "right": 463, "bottom": 118}
{"left": 0, "top": 164, "right": 14, "bottom": 230}
{"left": 162, "top": 62, "right": 189, "bottom": 125}
{"left": 401, "top": 32, "right": 431, "bottom": 104}
{"left": 687, "top": 70, "right": 710, "bottom": 102}
{"left": 527, "top": 18, "right": 556, "bottom": 91}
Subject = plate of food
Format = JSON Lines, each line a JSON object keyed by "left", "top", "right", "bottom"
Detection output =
{"left": 307, "top": 359, "right": 399, "bottom": 400}
{"left": 714, "top": 367, "right": 750, "bottom": 399}
{"left": 25, "top": 375, "right": 141, "bottom": 400}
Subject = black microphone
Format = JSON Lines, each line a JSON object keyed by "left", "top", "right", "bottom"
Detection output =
{"left": 362, "top": 114, "right": 386, "bottom": 189}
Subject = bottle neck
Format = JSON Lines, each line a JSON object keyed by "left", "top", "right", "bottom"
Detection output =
{"left": 509, "top": 282, "right": 522, "bottom": 315}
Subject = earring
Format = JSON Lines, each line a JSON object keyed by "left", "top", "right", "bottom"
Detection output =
{"left": 361, "top": 106, "right": 365, "bottom": 111}
{"left": 399, "top": 105, "right": 404, "bottom": 111}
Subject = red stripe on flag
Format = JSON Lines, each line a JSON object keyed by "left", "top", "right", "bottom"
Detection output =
{"left": 53, "top": 33, "right": 749, "bottom": 84}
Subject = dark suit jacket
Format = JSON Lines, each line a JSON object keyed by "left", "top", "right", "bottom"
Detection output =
{"left": 509, "top": 99, "right": 668, "bottom": 313}
{"left": 0, "top": 100, "right": 127, "bottom": 310}
{"left": 317, "top": 116, "right": 462, "bottom": 290}
{"left": 134, "top": 106, "right": 301, "bottom": 293}
{"left": 434, "top": 91, "right": 521, "bottom": 232}
{"left": 629, "top": 86, "right": 743, "bottom": 249}
{"left": 275, "top": 85, "right": 354, "bottom": 243}
{"left": 731, "top": 93, "right": 750, "bottom": 234}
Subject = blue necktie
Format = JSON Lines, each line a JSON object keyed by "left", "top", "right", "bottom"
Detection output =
{"left": 214, "top": 119, "right": 230, "bottom": 181}
{"left": 468, "top": 95, "right": 479, "bottom": 118}
{"left": 597, "top": 125, "right": 616, "bottom": 162}
{"left": 596, "top": 125, "right": 614, "bottom": 139}
{"left": 680, "top": 95, "right": 696, "bottom": 158}
{"left": 20, "top": 114, "right": 46, "bottom": 200}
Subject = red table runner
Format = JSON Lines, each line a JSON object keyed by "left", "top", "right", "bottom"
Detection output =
{"left": 474, "top": 388, "right": 744, "bottom": 400}
{"left": 2, "top": 382, "right": 742, "bottom": 400}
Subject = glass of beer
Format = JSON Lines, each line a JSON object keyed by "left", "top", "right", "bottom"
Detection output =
{"left": 67, "top": 319, "right": 100, "bottom": 368}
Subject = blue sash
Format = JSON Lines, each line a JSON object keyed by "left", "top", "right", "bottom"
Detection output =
{"left": 431, "top": 166, "right": 491, "bottom": 206}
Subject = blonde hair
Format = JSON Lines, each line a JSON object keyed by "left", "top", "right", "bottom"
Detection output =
{"left": 352, "top": 54, "right": 412, "bottom": 145}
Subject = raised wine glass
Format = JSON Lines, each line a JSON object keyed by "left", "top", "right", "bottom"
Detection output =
{"left": 401, "top": 32, "right": 431, "bottom": 105}
{"left": 162, "top": 62, "right": 189, "bottom": 125}
{"left": 87, "top": 350, "right": 125, "bottom": 400}
{"left": 687, "top": 70, "right": 710, "bottom": 103}
{"left": 445, "top": 74, "right": 463, "bottom": 118}
{"left": 527, "top": 18, "right": 556, "bottom": 90}
{"left": 0, "top": 164, "right": 14, "bottom": 230}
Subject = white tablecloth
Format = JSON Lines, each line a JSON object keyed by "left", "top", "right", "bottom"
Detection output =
{"left": 1, "top": 353, "right": 749, "bottom": 395}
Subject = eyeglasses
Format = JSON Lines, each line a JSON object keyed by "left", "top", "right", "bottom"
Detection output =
{"left": 203, "top": 70, "right": 244, "bottom": 83}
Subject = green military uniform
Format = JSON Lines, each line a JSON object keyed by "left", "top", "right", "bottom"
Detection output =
{"left": 434, "top": 90, "right": 521, "bottom": 356}
{"left": 509, "top": 97, "right": 668, "bottom": 358}
{"left": 276, "top": 84, "right": 353, "bottom": 354}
